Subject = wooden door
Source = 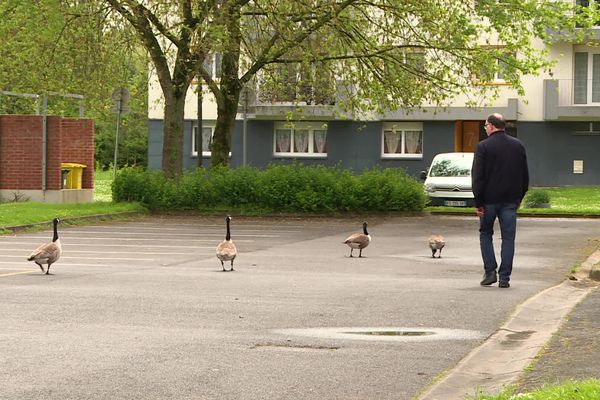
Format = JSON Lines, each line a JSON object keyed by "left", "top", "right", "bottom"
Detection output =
{"left": 454, "top": 121, "right": 481, "bottom": 152}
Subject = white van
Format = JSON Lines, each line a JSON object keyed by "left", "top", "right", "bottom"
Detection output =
{"left": 420, "top": 152, "right": 475, "bottom": 207}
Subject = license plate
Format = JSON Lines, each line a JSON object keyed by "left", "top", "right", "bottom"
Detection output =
{"left": 444, "top": 200, "right": 466, "bottom": 207}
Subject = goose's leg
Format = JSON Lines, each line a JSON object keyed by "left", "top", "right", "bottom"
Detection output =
{"left": 221, "top": 260, "right": 226, "bottom": 272}
{"left": 349, "top": 248, "right": 354, "bottom": 257}
{"left": 36, "top": 262, "right": 45, "bottom": 273}
{"left": 359, "top": 249, "right": 363, "bottom": 258}
{"left": 45, "top": 263, "right": 51, "bottom": 275}
{"left": 438, "top": 248, "right": 443, "bottom": 258}
{"left": 230, "top": 260, "right": 235, "bottom": 272}
{"left": 431, "top": 249, "right": 436, "bottom": 258}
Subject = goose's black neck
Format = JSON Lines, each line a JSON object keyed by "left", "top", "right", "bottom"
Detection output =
{"left": 362, "top": 222, "right": 368, "bottom": 235}
{"left": 226, "top": 218, "right": 231, "bottom": 241}
{"left": 52, "top": 219, "right": 59, "bottom": 242}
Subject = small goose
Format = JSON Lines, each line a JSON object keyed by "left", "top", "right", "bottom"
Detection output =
{"left": 428, "top": 234, "right": 445, "bottom": 258}
{"left": 343, "top": 221, "right": 371, "bottom": 258}
{"left": 216, "top": 215, "right": 237, "bottom": 271}
{"left": 27, "top": 218, "right": 62, "bottom": 274}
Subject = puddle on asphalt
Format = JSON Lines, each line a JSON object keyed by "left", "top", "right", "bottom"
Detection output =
{"left": 273, "top": 327, "right": 485, "bottom": 342}
{"left": 343, "top": 330, "right": 435, "bottom": 337}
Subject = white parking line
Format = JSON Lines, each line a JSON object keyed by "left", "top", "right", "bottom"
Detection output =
{"left": 66, "top": 227, "right": 301, "bottom": 233}
{"left": 0, "top": 261, "right": 115, "bottom": 267}
{"left": 0, "top": 249, "right": 214, "bottom": 256}
{"left": 0, "top": 249, "right": 198, "bottom": 256}
{"left": 128, "top": 222, "right": 308, "bottom": 229}
{"left": 0, "top": 242, "right": 213, "bottom": 249}
{"left": 0, "top": 271, "right": 36, "bottom": 278}
{"left": 1, "top": 255, "right": 155, "bottom": 261}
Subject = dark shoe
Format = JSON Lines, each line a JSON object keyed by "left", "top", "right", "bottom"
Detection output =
{"left": 480, "top": 273, "right": 498, "bottom": 286}
{"left": 499, "top": 281, "right": 510, "bottom": 288}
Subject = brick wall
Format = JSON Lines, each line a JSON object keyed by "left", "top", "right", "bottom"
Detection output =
{"left": 55, "top": 117, "right": 95, "bottom": 189}
{"left": 0, "top": 116, "right": 44, "bottom": 190}
{"left": 0, "top": 115, "right": 94, "bottom": 191}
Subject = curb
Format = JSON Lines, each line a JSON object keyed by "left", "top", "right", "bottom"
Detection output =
{"left": 1, "top": 211, "right": 144, "bottom": 234}
{"left": 580, "top": 250, "right": 600, "bottom": 281}
{"left": 417, "top": 250, "right": 600, "bottom": 400}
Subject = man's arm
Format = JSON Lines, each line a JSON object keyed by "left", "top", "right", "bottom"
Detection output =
{"left": 471, "top": 144, "right": 486, "bottom": 209}
{"left": 521, "top": 148, "right": 529, "bottom": 202}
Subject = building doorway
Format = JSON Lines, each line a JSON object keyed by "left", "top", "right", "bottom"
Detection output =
{"left": 454, "top": 121, "right": 484, "bottom": 152}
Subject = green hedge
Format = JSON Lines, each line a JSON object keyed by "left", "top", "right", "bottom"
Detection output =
{"left": 112, "top": 164, "right": 428, "bottom": 213}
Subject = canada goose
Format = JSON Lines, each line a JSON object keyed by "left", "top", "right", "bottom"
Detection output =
{"left": 27, "top": 218, "right": 62, "bottom": 274}
{"left": 428, "top": 234, "right": 445, "bottom": 258}
{"left": 216, "top": 215, "right": 237, "bottom": 271}
{"left": 343, "top": 221, "right": 371, "bottom": 257}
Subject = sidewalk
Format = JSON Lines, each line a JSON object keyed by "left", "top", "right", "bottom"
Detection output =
{"left": 515, "top": 280, "right": 600, "bottom": 393}
{"left": 418, "top": 250, "right": 600, "bottom": 399}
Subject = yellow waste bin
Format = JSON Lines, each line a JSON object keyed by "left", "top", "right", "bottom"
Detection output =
{"left": 61, "top": 163, "right": 86, "bottom": 189}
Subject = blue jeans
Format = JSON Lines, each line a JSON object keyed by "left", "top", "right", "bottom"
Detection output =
{"left": 479, "top": 203, "right": 518, "bottom": 282}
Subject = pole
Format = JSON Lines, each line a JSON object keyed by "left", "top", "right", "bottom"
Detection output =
{"left": 197, "top": 79, "right": 203, "bottom": 168}
{"left": 113, "top": 98, "right": 121, "bottom": 181}
{"left": 242, "top": 87, "right": 248, "bottom": 166}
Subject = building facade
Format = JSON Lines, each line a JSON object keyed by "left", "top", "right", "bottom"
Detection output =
{"left": 148, "top": 10, "right": 600, "bottom": 187}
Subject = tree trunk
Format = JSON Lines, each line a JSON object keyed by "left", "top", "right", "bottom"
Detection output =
{"left": 211, "top": 89, "right": 240, "bottom": 166}
{"left": 162, "top": 90, "right": 186, "bottom": 177}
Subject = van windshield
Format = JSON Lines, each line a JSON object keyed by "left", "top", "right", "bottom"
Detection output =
{"left": 429, "top": 156, "right": 473, "bottom": 177}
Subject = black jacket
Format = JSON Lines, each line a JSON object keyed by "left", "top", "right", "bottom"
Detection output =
{"left": 471, "top": 131, "right": 529, "bottom": 208}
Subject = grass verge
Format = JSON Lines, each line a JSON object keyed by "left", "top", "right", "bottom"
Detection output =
{"left": 0, "top": 201, "right": 146, "bottom": 228}
{"left": 428, "top": 187, "right": 600, "bottom": 216}
{"left": 472, "top": 378, "right": 600, "bottom": 399}
{"left": 94, "top": 169, "right": 114, "bottom": 202}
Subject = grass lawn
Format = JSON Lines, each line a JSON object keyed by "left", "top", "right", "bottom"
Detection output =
{"left": 94, "top": 169, "right": 114, "bottom": 202}
{"left": 428, "top": 186, "right": 600, "bottom": 216}
{"left": 543, "top": 187, "right": 600, "bottom": 213}
{"left": 0, "top": 169, "right": 145, "bottom": 229}
{"left": 473, "top": 378, "right": 600, "bottom": 399}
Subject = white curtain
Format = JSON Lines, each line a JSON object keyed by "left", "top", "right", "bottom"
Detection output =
{"left": 202, "top": 127, "right": 212, "bottom": 153}
{"left": 384, "top": 130, "right": 400, "bottom": 154}
{"left": 276, "top": 129, "right": 291, "bottom": 152}
{"left": 404, "top": 131, "right": 422, "bottom": 154}
{"left": 314, "top": 130, "right": 327, "bottom": 153}
{"left": 294, "top": 129, "right": 309, "bottom": 153}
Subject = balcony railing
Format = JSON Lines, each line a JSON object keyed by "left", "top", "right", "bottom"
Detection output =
{"left": 556, "top": 79, "right": 600, "bottom": 106}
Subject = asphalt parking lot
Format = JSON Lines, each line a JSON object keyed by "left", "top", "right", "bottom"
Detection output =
{"left": 1, "top": 214, "right": 599, "bottom": 400}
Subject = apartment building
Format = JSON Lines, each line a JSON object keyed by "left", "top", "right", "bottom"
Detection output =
{"left": 147, "top": 3, "right": 600, "bottom": 186}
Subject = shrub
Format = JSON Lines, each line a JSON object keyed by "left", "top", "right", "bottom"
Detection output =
{"left": 112, "top": 165, "right": 428, "bottom": 213}
{"left": 523, "top": 189, "right": 551, "bottom": 208}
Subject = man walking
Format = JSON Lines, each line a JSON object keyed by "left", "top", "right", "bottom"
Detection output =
{"left": 472, "top": 113, "right": 529, "bottom": 288}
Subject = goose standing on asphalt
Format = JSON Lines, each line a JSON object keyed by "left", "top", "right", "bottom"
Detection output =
{"left": 216, "top": 215, "right": 237, "bottom": 271}
{"left": 428, "top": 234, "right": 445, "bottom": 258}
{"left": 343, "top": 221, "right": 371, "bottom": 258}
{"left": 27, "top": 218, "right": 62, "bottom": 274}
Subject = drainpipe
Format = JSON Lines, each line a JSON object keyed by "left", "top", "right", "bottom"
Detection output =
{"left": 42, "top": 95, "right": 48, "bottom": 193}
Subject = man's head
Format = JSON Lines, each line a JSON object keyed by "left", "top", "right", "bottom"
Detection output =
{"left": 484, "top": 113, "right": 505, "bottom": 136}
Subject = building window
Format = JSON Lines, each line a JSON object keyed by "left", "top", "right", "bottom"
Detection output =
{"left": 273, "top": 122, "right": 327, "bottom": 157}
{"left": 473, "top": 48, "right": 514, "bottom": 84}
{"left": 203, "top": 53, "right": 222, "bottom": 80}
{"left": 384, "top": 50, "right": 426, "bottom": 80}
{"left": 576, "top": 0, "right": 600, "bottom": 27}
{"left": 259, "top": 63, "right": 335, "bottom": 105}
{"left": 574, "top": 51, "right": 600, "bottom": 104}
{"left": 192, "top": 124, "right": 214, "bottom": 156}
{"left": 382, "top": 122, "right": 423, "bottom": 159}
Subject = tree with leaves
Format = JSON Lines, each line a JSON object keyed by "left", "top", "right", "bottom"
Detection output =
{"left": 104, "top": 0, "right": 598, "bottom": 177}
{"left": 0, "top": 0, "right": 149, "bottom": 169}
